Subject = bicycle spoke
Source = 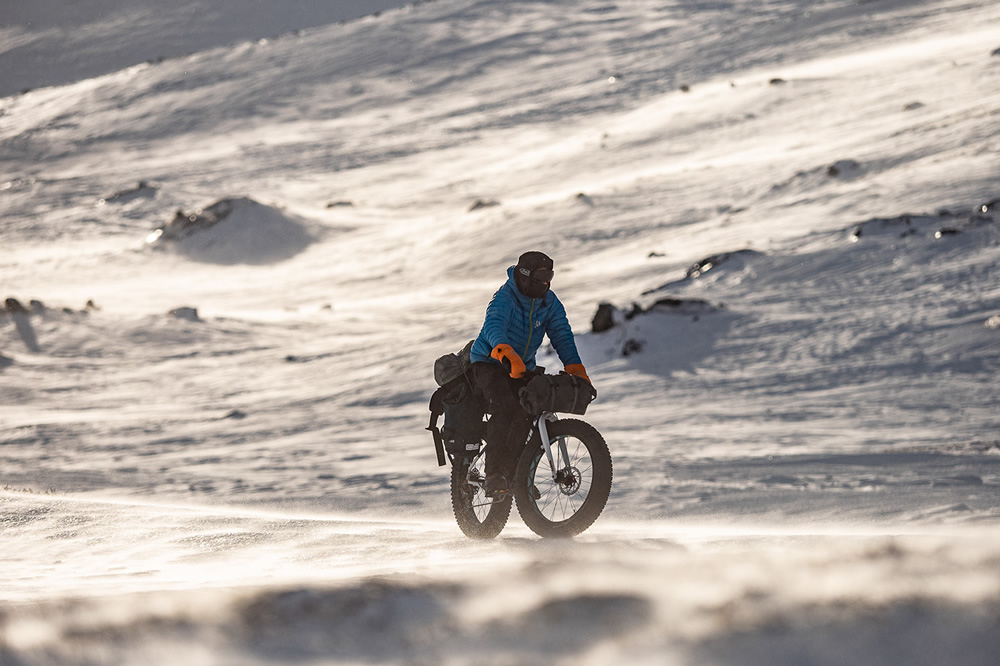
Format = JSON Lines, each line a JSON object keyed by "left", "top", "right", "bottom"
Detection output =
{"left": 514, "top": 419, "right": 611, "bottom": 538}
{"left": 527, "top": 434, "right": 594, "bottom": 522}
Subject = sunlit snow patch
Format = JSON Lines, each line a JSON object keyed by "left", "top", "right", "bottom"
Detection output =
{"left": 570, "top": 297, "right": 735, "bottom": 377}
{"left": 146, "top": 197, "right": 317, "bottom": 265}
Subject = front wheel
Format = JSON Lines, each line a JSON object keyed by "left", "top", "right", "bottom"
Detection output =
{"left": 450, "top": 447, "right": 512, "bottom": 539}
{"left": 513, "top": 418, "right": 612, "bottom": 538}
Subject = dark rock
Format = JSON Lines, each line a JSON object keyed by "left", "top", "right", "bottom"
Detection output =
{"left": 6, "top": 298, "right": 39, "bottom": 351}
{"left": 169, "top": 307, "right": 200, "bottom": 321}
{"left": 576, "top": 192, "right": 595, "bottom": 206}
{"left": 684, "top": 249, "right": 760, "bottom": 280}
{"left": 646, "top": 298, "right": 720, "bottom": 320}
{"left": 326, "top": 201, "right": 354, "bottom": 208}
{"left": 639, "top": 249, "right": 761, "bottom": 294}
{"left": 223, "top": 409, "right": 247, "bottom": 420}
{"left": 4, "top": 298, "right": 28, "bottom": 314}
{"left": 623, "top": 303, "right": 643, "bottom": 320}
{"left": 850, "top": 215, "right": 914, "bottom": 241}
{"left": 851, "top": 207, "right": 995, "bottom": 242}
{"left": 992, "top": 47, "right": 1000, "bottom": 57}
{"left": 769, "top": 77, "right": 786, "bottom": 85}
{"left": 679, "top": 84, "right": 691, "bottom": 93}
{"left": 903, "top": 101, "right": 924, "bottom": 111}
{"left": 591, "top": 302, "right": 617, "bottom": 333}
{"left": 827, "top": 159, "right": 861, "bottom": 178}
{"left": 103, "top": 181, "right": 157, "bottom": 205}
{"left": 158, "top": 200, "right": 238, "bottom": 242}
{"left": 622, "top": 339, "right": 643, "bottom": 356}
{"left": 468, "top": 199, "right": 501, "bottom": 212}
{"left": 85, "top": 299, "right": 100, "bottom": 311}
{"left": 591, "top": 298, "right": 720, "bottom": 336}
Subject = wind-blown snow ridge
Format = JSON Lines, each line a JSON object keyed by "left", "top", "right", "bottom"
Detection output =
{"left": 4, "top": 487, "right": 1000, "bottom": 665}
{"left": 3, "top": 0, "right": 1000, "bottom": 664}
{"left": 0, "top": 0, "right": 420, "bottom": 98}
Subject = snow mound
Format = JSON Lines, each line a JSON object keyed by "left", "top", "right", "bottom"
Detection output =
{"left": 573, "top": 298, "right": 736, "bottom": 376}
{"left": 146, "top": 197, "right": 317, "bottom": 265}
{"left": 848, "top": 203, "right": 996, "bottom": 242}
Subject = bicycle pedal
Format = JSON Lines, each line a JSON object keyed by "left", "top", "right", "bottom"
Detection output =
{"left": 486, "top": 487, "right": 510, "bottom": 500}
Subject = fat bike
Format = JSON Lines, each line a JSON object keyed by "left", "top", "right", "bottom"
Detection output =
{"left": 449, "top": 412, "right": 612, "bottom": 539}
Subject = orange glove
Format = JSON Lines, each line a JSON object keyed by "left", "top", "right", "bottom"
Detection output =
{"left": 491, "top": 343, "right": 527, "bottom": 379}
{"left": 565, "top": 363, "right": 591, "bottom": 384}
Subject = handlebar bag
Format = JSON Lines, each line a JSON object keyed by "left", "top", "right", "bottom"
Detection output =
{"left": 518, "top": 372, "right": 597, "bottom": 416}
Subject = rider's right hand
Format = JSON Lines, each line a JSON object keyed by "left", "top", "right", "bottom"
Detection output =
{"left": 491, "top": 343, "right": 527, "bottom": 379}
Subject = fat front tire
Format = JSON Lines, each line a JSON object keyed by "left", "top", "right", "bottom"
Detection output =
{"left": 513, "top": 418, "right": 612, "bottom": 538}
{"left": 450, "top": 449, "right": 511, "bottom": 539}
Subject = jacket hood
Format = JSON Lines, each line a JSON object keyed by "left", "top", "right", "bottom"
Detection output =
{"left": 507, "top": 265, "right": 550, "bottom": 304}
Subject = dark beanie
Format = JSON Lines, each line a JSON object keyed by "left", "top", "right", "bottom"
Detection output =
{"left": 516, "top": 251, "right": 553, "bottom": 272}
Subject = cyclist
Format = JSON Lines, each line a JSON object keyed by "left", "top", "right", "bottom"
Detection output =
{"left": 469, "top": 251, "right": 592, "bottom": 498}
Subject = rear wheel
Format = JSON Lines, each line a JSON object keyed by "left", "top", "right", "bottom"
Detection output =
{"left": 450, "top": 447, "right": 512, "bottom": 539}
{"left": 513, "top": 419, "right": 612, "bottom": 538}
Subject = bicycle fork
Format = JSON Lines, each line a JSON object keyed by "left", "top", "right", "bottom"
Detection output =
{"left": 535, "top": 413, "right": 569, "bottom": 482}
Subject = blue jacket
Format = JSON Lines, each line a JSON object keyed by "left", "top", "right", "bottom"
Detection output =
{"left": 471, "top": 266, "right": 582, "bottom": 370}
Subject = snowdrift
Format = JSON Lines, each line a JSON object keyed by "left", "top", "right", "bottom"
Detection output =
{"left": 146, "top": 197, "right": 318, "bottom": 265}
{"left": 4, "top": 0, "right": 1000, "bottom": 664}
{"left": 578, "top": 201, "right": 1000, "bottom": 381}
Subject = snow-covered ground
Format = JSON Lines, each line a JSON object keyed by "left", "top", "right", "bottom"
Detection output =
{"left": 2, "top": 0, "right": 1000, "bottom": 663}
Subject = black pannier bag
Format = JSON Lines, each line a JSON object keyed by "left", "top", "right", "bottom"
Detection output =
{"left": 440, "top": 381, "right": 485, "bottom": 453}
{"left": 518, "top": 372, "right": 597, "bottom": 416}
{"left": 428, "top": 340, "right": 485, "bottom": 466}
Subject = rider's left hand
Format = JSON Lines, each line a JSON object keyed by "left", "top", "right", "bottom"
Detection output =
{"left": 565, "top": 363, "right": 592, "bottom": 384}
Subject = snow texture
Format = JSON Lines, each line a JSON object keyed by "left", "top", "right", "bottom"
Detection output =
{"left": 2, "top": 0, "right": 1000, "bottom": 664}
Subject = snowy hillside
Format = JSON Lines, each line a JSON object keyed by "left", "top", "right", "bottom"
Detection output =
{"left": 2, "top": 0, "right": 1000, "bottom": 664}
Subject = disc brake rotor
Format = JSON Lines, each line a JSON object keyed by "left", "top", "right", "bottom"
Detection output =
{"left": 555, "top": 466, "right": 582, "bottom": 495}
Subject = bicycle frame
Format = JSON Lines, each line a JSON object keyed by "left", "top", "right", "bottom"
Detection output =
{"left": 465, "top": 412, "right": 569, "bottom": 496}
{"left": 535, "top": 412, "right": 571, "bottom": 482}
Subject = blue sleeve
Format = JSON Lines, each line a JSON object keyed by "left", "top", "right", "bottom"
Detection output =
{"left": 481, "top": 288, "right": 515, "bottom": 352}
{"left": 545, "top": 296, "right": 582, "bottom": 366}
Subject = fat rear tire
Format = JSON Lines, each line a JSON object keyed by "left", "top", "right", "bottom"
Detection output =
{"left": 450, "top": 449, "right": 511, "bottom": 539}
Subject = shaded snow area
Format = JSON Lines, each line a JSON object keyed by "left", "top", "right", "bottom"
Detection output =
{"left": 2, "top": 0, "right": 1000, "bottom": 663}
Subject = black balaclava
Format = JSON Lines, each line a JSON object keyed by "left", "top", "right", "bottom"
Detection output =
{"left": 514, "top": 251, "right": 554, "bottom": 299}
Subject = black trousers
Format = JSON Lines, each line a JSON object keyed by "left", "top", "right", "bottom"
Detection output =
{"left": 469, "top": 361, "right": 533, "bottom": 479}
